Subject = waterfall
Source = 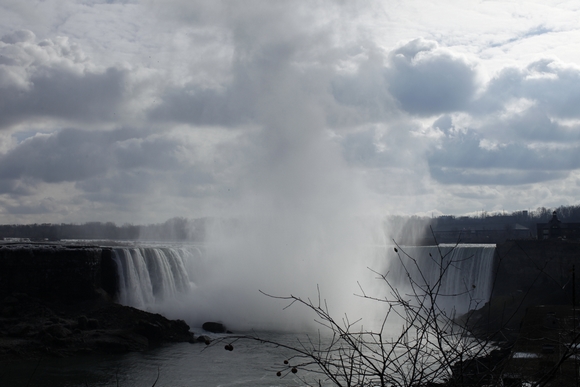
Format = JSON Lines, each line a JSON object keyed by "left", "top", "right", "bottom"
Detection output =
{"left": 387, "top": 244, "right": 496, "bottom": 313}
{"left": 112, "top": 246, "right": 200, "bottom": 309}
{"left": 111, "top": 243, "right": 496, "bottom": 327}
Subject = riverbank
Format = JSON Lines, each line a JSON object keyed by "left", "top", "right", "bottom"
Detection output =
{"left": 0, "top": 291, "right": 196, "bottom": 362}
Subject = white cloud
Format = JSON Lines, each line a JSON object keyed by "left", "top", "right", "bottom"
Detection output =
{"left": 0, "top": 1, "right": 579, "bottom": 223}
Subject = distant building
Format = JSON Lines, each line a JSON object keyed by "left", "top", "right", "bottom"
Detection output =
{"left": 432, "top": 222, "right": 531, "bottom": 243}
{"left": 536, "top": 211, "right": 580, "bottom": 240}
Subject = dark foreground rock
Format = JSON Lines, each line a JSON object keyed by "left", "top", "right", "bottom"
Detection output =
{"left": 0, "top": 292, "right": 195, "bottom": 361}
{"left": 457, "top": 240, "right": 580, "bottom": 342}
{"left": 202, "top": 321, "right": 230, "bottom": 334}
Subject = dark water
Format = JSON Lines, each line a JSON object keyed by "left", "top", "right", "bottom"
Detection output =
{"left": 1, "top": 332, "right": 317, "bottom": 387}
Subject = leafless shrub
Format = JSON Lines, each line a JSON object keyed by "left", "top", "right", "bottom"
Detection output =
{"left": 214, "top": 240, "right": 580, "bottom": 386}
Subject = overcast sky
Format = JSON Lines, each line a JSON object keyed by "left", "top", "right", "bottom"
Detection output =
{"left": 1, "top": 0, "right": 580, "bottom": 225}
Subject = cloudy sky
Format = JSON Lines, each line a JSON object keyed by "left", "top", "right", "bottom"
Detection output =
{"left": 1, "top": 0, "right": 580, "bottom": 225}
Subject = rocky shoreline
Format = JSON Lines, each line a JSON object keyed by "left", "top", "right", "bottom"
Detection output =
{"left": 0, "top": 291, "right": 197, "bottom": 362}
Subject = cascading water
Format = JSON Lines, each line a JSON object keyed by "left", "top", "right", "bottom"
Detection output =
{"left": 112, "top": 246, "right": 200, "bottom": 310}
{"left": 112, "top": 243, "right": 496, "bottom": 327}
{"left": 386, "top": 244, "right": 496, "bottom": 313}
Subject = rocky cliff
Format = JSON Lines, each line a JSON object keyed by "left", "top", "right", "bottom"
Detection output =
{"left": 0, "top": 243, "right": 196, "bottom": 361}
{"left": 0, "top": 243, "right": 118, "bottom": 301}
{"left": 465, "top": 239, "right": 580, "bottom": 340}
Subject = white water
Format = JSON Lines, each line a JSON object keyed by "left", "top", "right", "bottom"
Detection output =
{"left": 112, "top": 243, "right": 496, "bottom": 329}
{"left": 386, "top": 244, "right": 496, "bottom": 314}
{"left": 112, "top": 246, "right": 199, "bottom": 309}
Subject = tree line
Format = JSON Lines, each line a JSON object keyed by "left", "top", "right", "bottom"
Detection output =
{"left": 2, "top": 204, "right": 579, "bottom": 243}
{"left": 387, "top": 204, "right": 580, "bottom": 244}
{"left": 0, "top": 217, "right": 207, "bottom": 242}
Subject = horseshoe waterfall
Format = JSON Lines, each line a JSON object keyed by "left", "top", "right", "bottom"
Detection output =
{"left": 111, "top": 243, "right": 497, "bottom": 327}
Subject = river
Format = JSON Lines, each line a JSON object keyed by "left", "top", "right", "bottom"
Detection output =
{"left": 2, "top": 331, "right": 321, "bottom": 387}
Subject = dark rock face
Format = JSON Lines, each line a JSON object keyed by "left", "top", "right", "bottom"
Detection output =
{"left": 493, "top": 240, "right": 580, "bottom": 300}
{"left": 0, "top": 244, "right": 196, "bottom": 360}
{"left": 0, "top": 244, "right": 115, "bottom": 301}
{"left": 463, "top": 240, "right": 580, "bottom": 340}
{"left": 99, "top": 248, "right": 119, "bottom": 298}
{"left": 202, "top": 322, "right": 228, "bottom": 333}
{"left": 0, "top": 292, "right": 195, "bottom": 360}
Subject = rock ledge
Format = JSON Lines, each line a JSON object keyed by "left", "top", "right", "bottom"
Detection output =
{"left": 0, "top": 292, "right": 195, "bottom": 361}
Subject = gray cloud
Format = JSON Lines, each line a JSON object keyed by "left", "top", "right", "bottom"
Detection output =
{"left": 0, "top": 178, "right": 37, "bottom": 196}
{"left": 149, "top": 85, "right": 253, "bottom": 127}
{"left": 489, "top": 25, "right": 553, "bottom": 48}
{"left": 430, "top": 167, "right": 568, "bottom": 186}
{"left": 430, "top": 141, "right": 580, "bottom": 171}
{"left": 473, "top": 59, "right": 580, "bottom": 118}
{"left": 0, "top": 129, "right": 113, "bottom": 183}
{"left": 477, "top": 108, "right": 580, "bottom": 144}
{"left": 0, "top": 31, "right": 130, "bottom": 128}
{"left": 330, "top": 53, "right": 397, "bottom": 124}
{"left": 385, "top": 39, "right": 478, "bottom": 116}
{"left": 427, "top": 124, "right": 580, "bottom": 185}
{"left": 1, "top": 197, "right": 64, "bottom": 216}
{"left": 0, "top": 29, "right": 35, "bottom": 44}
{"left": 328, "top": 38, "right": 479, "bottom": 120}
{"left": 0, "top": 67, "right": 127, "bottom": 128}
{"left": 112, "top": 136, "right": 185, "bottom": 171}
{"left": 0, "top": 127, "right": 216, "bottom": 204}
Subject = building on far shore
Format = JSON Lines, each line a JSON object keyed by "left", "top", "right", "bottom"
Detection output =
{"left": 432, "top": 222, "right": 531, "bottom": 244}
{"left": 536, "top": 211, "right": 580, "bottom": 240}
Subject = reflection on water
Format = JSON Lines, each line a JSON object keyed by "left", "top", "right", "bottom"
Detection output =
{"left": 0, "top": 332, "right": 315, "bottom": 387}
{"left": 1, "top": 329, "right": 487, "bottom": 387}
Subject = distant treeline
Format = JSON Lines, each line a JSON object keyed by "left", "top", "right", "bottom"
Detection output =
{"left": 2, "top": 205, "right": 580, "bottom": 243}
{"left": 388, "top": 204, "right": 580, "bottom": 244}
{"left": 0, "top": 217, "right": 207, "bottom": 242}
{"left": 434, "top": 204, "right": 580, "bottom": 230}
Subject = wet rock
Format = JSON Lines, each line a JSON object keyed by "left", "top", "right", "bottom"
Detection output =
{"left": 7, "top": 324, "right": 32, "bottom": 337}
{"left": 1, "top": 295, "right": 19, "bottom": 316}
{"left": 43, "top": 324, "right": 72, "bottom": 339}
{"left": 86, "top": 318, "right": 99, "bottom": 330}
{"left": 2, "top": 296, "right": 18, "bottom": 305}
{"left": 0, "top": 296, "right": 197, "bottom": 361}
{"left": 77, "top": 315, "right": 99, "bottom": 330}
{"left": 168, "top": 319, "right": 194, "bottom": 341}
{"left": 77, "top": 315, "right": 88, "bottom": 330}
{"left": 135, "top": 320, "right": 163, "bottom": 341}
{"left": 196, "top": 335, "right": 212, "bottom": 344}
{"left": 202, "top": 322, "right": 228, "bottom": 333}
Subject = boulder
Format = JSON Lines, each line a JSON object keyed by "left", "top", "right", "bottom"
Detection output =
{"left": 43, "top": 324, "right": 72, "bottom": 339}
{"left": 202, "top": 321, "right": 229, "bottom": 333}
{"left": 77, "top": 315, "right": 88, "bottom": 330}
{"left": 196, "top": 335, "right": 212, "bottom": 344}
{"left": 135, "top": 320, "right": 163, "bottom": 341}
